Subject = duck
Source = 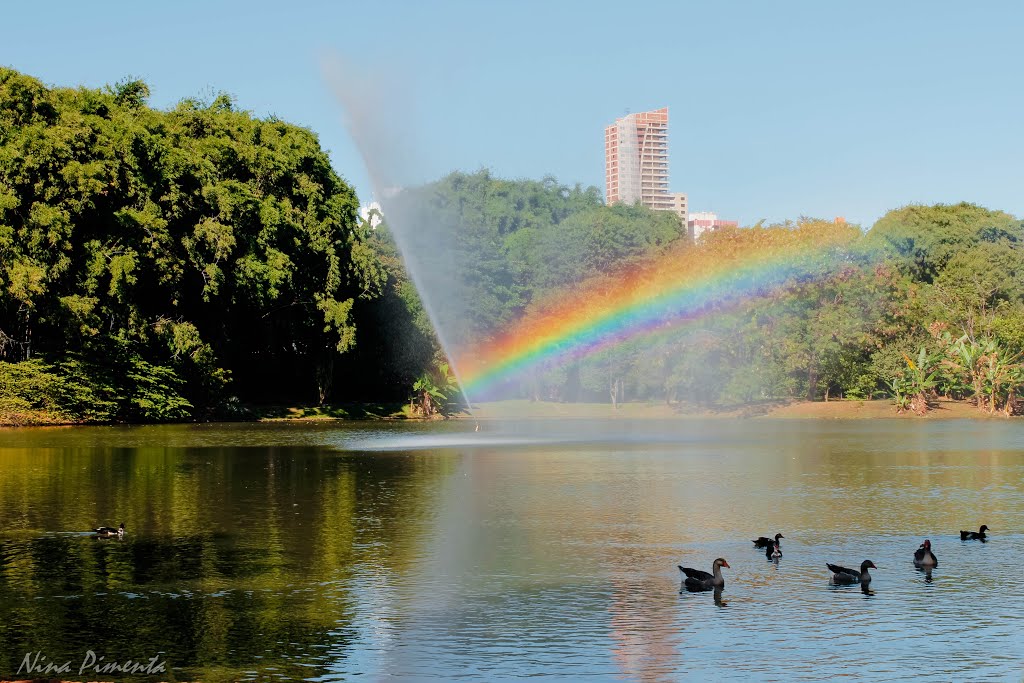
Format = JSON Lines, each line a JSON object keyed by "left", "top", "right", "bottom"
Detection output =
{"left": 678, "top": 558, "right": 730, "bottom": 591}
{"left": 960, "top": 525, "right": 989, "bottom": 541}
{"left": 827, "top": 560, "right": 877, "bottom": 584}
{"left": 94, "top": 522, "right": 125, "bottom": 538}
{"left": 766, "top": 541, "right": 782, "bottom": 560}
{"left": 913, "top": 539, "right": 938, "bottom": 568}
{"left": 752, "top": 533, "right": 783, "bottom": 549}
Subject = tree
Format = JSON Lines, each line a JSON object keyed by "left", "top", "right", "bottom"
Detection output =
{"left": 931, "top": 242, "right": 1024, "bottom": 340}
{"left": 0, "top": 68, "right": 386, "bottom": 418}
{"left": 867, "top": 202, "right": 1022, "bottom": 283}
{"left": 387, "top": 170, "right": 680, "bottom": 362}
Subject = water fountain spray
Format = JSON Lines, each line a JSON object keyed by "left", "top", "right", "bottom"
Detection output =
{"left": 322, "top": 57, "right": 476, "bottom": 417}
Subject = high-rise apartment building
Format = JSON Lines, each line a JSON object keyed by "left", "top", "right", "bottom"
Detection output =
{"left": 668, "top": 192, "right": 688, "bottom": 227}
{"left": 605, "top": 108, "right": 673, "bottom": 213}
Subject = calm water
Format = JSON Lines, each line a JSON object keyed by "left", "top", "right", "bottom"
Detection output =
{"left": 1, "top": 419, "right": 1023, "bottom": 682}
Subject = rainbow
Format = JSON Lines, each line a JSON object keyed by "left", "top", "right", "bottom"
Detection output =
{"left": 456, "top": 224, "right": 855, "bottom": 400}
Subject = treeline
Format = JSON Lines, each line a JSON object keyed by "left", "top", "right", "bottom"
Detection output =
{"left": 3, "top": 67, "right": 1022, "bottom": 423}
{"left": 530, "top": 206, "right": 1024, "bottom": 411}
{"left": 0, "top": 67, "right": 412, "bottom": 423}
{"left": 400, "top": 172, "right": 1024, "bottom": 413}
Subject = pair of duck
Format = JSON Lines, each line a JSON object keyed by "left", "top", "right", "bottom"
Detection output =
{"left": 829, "top": 530, "right": 992, "bottom": 584}
{"left": 679, "top": 533, "right": 783, "bottom": 590}
{"left": 830, "top": 538, "right": 940, "bottom": 584}
{"left": 753, "top": 533, "right": 783, "bottom": 560}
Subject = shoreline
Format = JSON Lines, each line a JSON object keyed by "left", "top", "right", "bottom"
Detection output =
{"left": 464, "top": 398, "right": 1011, "bottom": 421}
{"left": 1, "top": 398, "right": 1014, "bottom": 428}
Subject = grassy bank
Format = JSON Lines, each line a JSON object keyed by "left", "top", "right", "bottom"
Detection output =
{"left": 467, "top": 398, "right": 1012, "bottom": 420}
{"left": 251, "top": 403, "right": 412, "bottom": 421}
{"left": 0, "top": 402, "right": 415, "bottom": 427}
{"left": 762, "top": 398, "right": 1005, "bottom": 419}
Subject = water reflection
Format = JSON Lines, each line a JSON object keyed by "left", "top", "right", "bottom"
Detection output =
{"left": 0, "top": 420, "right": 1023, "bottom": 681}
{"left": 827, "top": 579, "right": 876, "bottom": 597}
{"left": 679, "top": 584, "right": 729, "bottom": 606}
{"left": 610, "top": 575, "right": 681, "bottom": 683}
{"left": 0, "top": 443, "right": 456, "bottom": 681}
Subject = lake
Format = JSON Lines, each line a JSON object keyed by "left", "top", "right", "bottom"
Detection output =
{"left": 1, "top": 418, "right": 1023, "bottom": 681}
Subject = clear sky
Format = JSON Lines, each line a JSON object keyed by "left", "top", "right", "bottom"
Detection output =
{"left": 3, "top": 0, "right": 1022, "bottom": 227}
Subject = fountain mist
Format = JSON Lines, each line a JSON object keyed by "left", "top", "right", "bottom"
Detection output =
{"left": 323, "top": 58, "right": 476, "bottom": 408}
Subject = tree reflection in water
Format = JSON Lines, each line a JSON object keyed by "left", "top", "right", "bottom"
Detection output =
{"left": 0, "top": 442, "right": 455, "bottom": 682}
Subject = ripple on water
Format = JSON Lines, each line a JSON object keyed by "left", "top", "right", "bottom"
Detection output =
{"left": 1, "top": 420, "right": 1024, "bottom": 681}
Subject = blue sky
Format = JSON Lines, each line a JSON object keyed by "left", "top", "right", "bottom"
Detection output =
{"left": 3, "top": 1, "right": 1022, "bottom": 227}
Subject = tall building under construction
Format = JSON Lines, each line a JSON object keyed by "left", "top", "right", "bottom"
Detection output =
{"left": 605, "top": 107, "right": 682, "bottom": 219}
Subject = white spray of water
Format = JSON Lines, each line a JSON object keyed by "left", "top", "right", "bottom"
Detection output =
{"left": 322, "top": 56, "right": 475, "bottom": 409}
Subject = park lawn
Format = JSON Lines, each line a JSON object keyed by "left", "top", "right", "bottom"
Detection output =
{"left": 466, "top": 398, "right": 1006, "bottom": 420}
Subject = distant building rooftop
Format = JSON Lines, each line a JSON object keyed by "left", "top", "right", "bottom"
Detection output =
{"left": 687, "top": 211, "right": 738, "bottom": 239}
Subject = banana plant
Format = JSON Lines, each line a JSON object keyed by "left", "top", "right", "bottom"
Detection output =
{"left": 900, "top": 347, "right": 941, "bottom": 415}
{"left": 978, "top": 340, "right": 1022, "bottom": 414}
{"left": 411, "top": 362, "right": 460, "bottom": 417}
{"left": 888, "top": 376, "right": 912, "bottom": 413}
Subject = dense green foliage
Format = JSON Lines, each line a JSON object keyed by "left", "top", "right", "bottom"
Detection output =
{"left": 387, "top": 170, "right": 684, "bottom": 351}
{"left": 506, "top": 203, "right": 1024, "bottom": 411}
{"left": 0, "top": 68, "right": 405, "bottom": 420}
{"left": 406, "top": 189, "right": 1024, "bottom": 412}
{"left": 411, "top": 361, "right": 460, "bottom": 417}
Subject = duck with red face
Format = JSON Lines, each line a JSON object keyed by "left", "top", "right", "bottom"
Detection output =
{"left": 914, "top": 539, "right": 938, "bottom": 568}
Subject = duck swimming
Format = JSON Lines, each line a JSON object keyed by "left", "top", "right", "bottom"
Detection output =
{"left": 752, "top": 533, "right": 783, "bottom": 549}
{"left": 960, "top": 525, "right": 989, "bottom": 541}
{"left": 94, "top": 522, "right": 125, "bottom": 538}
{"left": 766, "top": 542, "right": 782, "bottom": 560}
{"left": 828, "top": 560, "right": 876, "bottom": 584}
{"left": 913, "top": 539, "right": 937, "bottom": 568}
{"left": 679, "top": 558, "right": 730, "bottom": 591}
